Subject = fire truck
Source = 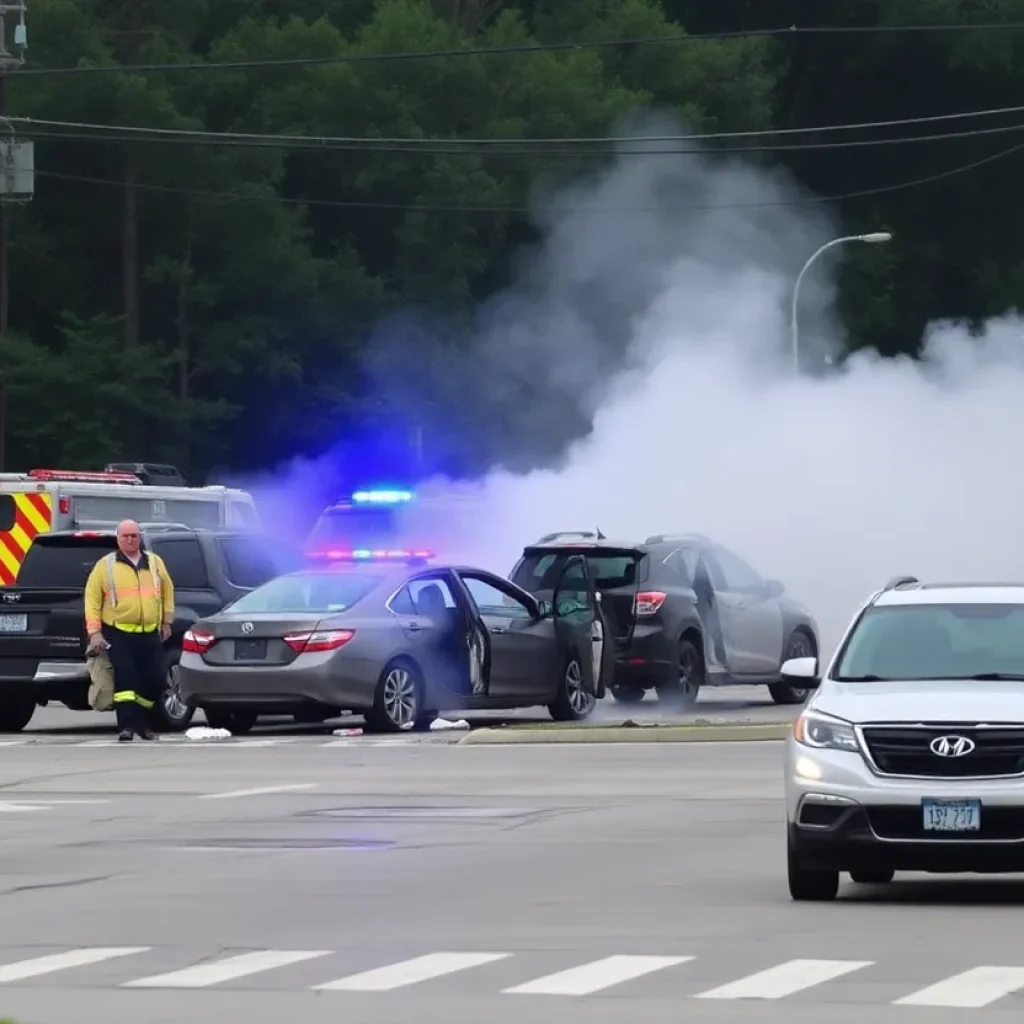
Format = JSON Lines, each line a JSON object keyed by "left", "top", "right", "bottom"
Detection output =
{"left": 0, "top": 467, "right": 260, "bottom": 585}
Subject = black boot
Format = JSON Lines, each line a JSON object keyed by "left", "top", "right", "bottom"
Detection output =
{"left": 137, "top": 728, "right": 156, "bottom": 741}
{"left": 118, "top": 730, "right": 133, "bottom": 742}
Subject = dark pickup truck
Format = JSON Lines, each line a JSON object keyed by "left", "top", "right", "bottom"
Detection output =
{"left": 0, "top": 526, "right": 301, "bottom": 733}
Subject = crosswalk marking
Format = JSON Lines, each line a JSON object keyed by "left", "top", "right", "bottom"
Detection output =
{"left": 503, "top": 955, "right": 692, "bottom": 995}
{"left": 0, "top": 947, "right": 149, "bottom": 982}
{"left": 123, "top": 950, "right": 331, "bottom": 988}
{"left": 895, "top": 967, "right": 1024, "bottom": 1008}
{"left": 694, "top": 959, "right": 874, "bottom": 1000}
{"left": 314, "top": 952, "right": 510, "bottom": 991}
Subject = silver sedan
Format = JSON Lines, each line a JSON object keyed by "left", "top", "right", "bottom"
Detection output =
{"left": 178, "top": 558, "right": 611, "bottom": 734}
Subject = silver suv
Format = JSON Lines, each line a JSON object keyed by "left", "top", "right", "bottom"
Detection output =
{"left": 782, "top": 576, "right": 1024, "bottom": 901}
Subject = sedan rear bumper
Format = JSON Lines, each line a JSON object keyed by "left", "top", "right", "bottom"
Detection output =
{"left": 178, "top": 650, "right": 379, "bottom": 713}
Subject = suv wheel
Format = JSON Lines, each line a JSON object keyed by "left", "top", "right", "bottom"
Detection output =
{"left": 0, "top": 693, "right": 35, "bottom": 732}
{"left": 788, "top": 842, "right": 839, "bottom": 901}
{"left": 769, "top": 631, "right": 816, "bottom": 705}
{"left": 656, "top": 638, "right": 703, "bottom": 711}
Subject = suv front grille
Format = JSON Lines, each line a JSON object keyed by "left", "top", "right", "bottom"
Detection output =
{"left": 861, "top": 725, "right": 1024, "bottom": 778}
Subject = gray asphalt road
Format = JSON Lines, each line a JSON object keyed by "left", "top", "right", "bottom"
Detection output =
{"left": 1, "top": 739, "right": 1022, "bottom": 1024}
{"left": 18, "top": 683, "right": 799, "bottom": 740}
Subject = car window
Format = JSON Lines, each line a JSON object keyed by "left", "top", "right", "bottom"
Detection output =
{"left": 706, "top": 547, "right": 763, "bottom": 590}
{"left": 835, "top": 603, "right": 1024, "bottom": 681}
{"left": 150, "top": 538, "right": 208, "bottom": 589}
{"left": 406, "top": 576, "right": 457, "bottom": 609}
{"left": 218, "top": 537, "right": 296, "bottom": 589}
{"left": 228, "top": 572, "right": 382, "bottom": 614}
{"left": 511, "top": 550, "right": 643, "bottom": 591}
{"left": 460, "top": 575, "right": 533, "bottom": 619}
{"left": 15, "top": 537, "right": 116, "bottom": 587}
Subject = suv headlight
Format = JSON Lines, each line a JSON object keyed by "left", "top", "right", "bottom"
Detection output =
{"left": 793, "top": 710, "right": 859, "bottom": 752}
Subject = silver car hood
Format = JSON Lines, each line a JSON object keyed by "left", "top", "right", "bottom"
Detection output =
{"left": 811, "top": 678, "right": 1024, "bottom": 724}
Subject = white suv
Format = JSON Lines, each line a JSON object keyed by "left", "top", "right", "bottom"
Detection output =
{"left": 783, "top": 577, "right": 1024, "bottom": 901}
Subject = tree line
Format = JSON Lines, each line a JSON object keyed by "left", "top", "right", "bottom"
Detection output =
{"left": 2, "top": 0, "right": 1022, "bottom": 484}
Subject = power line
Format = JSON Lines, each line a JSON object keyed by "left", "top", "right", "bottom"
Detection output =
{"left": 11, "top": 103, "right": 1024, "bottom": 150}
{"left": 17, "top": 120, "right": 1024, "bottom": 156}
{"left": 32, "top": 139, "right": 1024, "bottom": 214}
{"left": 12, "top": 22, "right": 1024, "bottom": 78}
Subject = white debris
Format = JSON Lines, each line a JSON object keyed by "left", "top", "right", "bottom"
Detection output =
{"left": 430, "top": 718, "right": 470, "bottom": 731}
{"left": 332, "top": 727, "right": 363, "bottom": 737}
{"left": 185, "top": 726, "right": 233, "bottom": 740}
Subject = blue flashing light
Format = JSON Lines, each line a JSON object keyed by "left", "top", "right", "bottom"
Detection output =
{"left": 351, "top": 489, "right": 414, "bottom": 504}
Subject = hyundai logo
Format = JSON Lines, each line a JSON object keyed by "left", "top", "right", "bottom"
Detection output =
{"left": 930, "top": 734, "right": 976, "bottom": 757}
{"left": 241, "top": 622, "right": 254, "bottom": 635}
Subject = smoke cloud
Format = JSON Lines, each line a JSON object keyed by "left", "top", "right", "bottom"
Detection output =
{"left": 236, "top": 111, "right": 1024, "bottom": 657}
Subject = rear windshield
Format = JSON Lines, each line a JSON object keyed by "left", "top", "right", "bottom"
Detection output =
{"left": 225, "top": 571, "right": 382, "bottom": 614}
{"left": 16, "top": 537, "right": 117, "bottom": 587}
{"left": 835, "top": 603, "right": 1024, "bottom": 681}
{"left": 306, "top": 508, "right": 400, "bottom": 547}
{"left": 511, "top": 549, "right": 644, "bottom": 591}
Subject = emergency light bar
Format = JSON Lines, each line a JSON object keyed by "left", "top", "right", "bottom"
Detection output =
{"left": 28, "top": 468, "right": 142, "bottom": 484}
{"left": 308, "top": 548, "right": 432, "bottom": 563}
{"left": 350, "top": 489, "right": 414, "bottom": 504}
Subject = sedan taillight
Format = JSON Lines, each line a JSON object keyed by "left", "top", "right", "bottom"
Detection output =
{"left": 284, "top": 629, "right": 355, "bottom": 654}
{"left": 182, "top": 627, "right": 216, "bottom": 653}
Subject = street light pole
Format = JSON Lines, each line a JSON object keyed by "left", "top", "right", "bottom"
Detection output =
{"left": 791, "top": 232, "right": 891, "bottom": 372}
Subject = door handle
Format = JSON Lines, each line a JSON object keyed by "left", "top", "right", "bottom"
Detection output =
{"left": 489, "top": 626, "right": 506, "bottom": 635}
{"left": 404, "top": 621, "right": 423, "bottom": 632}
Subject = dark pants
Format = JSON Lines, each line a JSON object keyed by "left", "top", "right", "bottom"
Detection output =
{"left": 102, "top": 625, "right": 164, "bottom": 733}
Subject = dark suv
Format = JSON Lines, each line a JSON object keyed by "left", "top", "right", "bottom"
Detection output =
{"left": 509, "top": 532, "right": 819, "bottom": 708}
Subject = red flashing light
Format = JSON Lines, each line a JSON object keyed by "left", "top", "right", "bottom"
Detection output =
{"left": 284, "top": 629, "right": 355, "bottom": 654}
{"left": 71, "top": 531, "right": 109, "bottom": 538}
{"left": 182, "top": 626, "right": 217, "bottom": 654}
{"left": 307, "top": 549, "right": 433, "bottom": 562}
{"left": 29, "top": 468, "right": 141, "bottom": 484}
{"left": 634, "top": 591, "right": 667, "bottom": 616}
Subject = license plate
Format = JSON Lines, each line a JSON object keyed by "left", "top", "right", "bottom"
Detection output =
{"left": 922, "top": 798, "right": 981, "bottom": 832}
{"left": 0, "top": 614, "right": 26, "bottom": 632}
{"left": 234, "top": 639, "right": 267, "bottom": 661}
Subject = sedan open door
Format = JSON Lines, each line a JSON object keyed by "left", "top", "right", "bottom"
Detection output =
{"left": 551, "top": 554, "right": 608, "bottom": 699}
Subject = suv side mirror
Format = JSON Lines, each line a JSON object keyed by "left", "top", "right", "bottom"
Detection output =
{"left": 780, "top": 656, "right": 820, "bottom": 688}
{"left": 536, "top": 599, "right": 552, "bottom": 619}
{"left": 765, "top": 579, "right": 785, "bottom": 598}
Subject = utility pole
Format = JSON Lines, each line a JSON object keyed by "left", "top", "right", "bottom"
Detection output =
{"left": 0, "top": 0, "right": 29, "bottom": 472}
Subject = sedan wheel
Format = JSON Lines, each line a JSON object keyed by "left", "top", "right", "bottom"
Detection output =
{"left": 549, "top": 655, "right": 596, "bottom": 722}
{"left": 366, "top": 662, "right": 423, "bottom": 733}
{"left": 151, "top": 650, "right": 195, "bottom": 732}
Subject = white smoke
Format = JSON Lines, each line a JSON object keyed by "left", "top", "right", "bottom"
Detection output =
{"left": 235, "top": 110, "right": 1024, "bottom": 659}
{"left": 430, "top": 114, "right": 1024, "bottom": 657}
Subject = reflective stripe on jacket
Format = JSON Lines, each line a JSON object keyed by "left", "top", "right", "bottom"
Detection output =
{"left": 84, "top": 550, "right": 175, "bottom": 635}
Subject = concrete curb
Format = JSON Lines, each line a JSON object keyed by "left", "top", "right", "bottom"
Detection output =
{"left": 457, "top": 722, "right": 792, "bottom": 745}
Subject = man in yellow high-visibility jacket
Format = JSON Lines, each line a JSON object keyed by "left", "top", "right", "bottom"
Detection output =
{"left": 84, "top": 519, "right": 175, "bottom": 742}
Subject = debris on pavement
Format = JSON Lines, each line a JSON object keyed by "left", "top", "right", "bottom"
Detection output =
{"left": 184, "top": 726, "right": 233, "bottom": 740}
{"left": 430, "top": 717, "right": 470, "bottom": 731}
{"left": 332, "top": 727, "right": 364, "bottom": 737}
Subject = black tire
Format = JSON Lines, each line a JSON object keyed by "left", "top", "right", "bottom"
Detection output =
{"left": 850, "top": 867, "right": 895, "bottom": 885}
{"left": 769, "top": 629, "right": 817, "bottom": 706}
{"left": 656, "top": 637, "right": 703, "bottom": 711}
{"left": 150, "top": 648, "right": 196, "bottom": 732}
{"left": 203, "top": 707, "right": 258, "bottom": 734}
{"left": 610, "top": 684, "right": 645, "bottom": 704}
{"left": 365, "top": 659, "right": 431, "bottom": 733}
{"left": 0, "top": 693, "right": 35, "bottom": 732}
{"left": 788, "top": 842, "right": 839, "bottom": 901}
{"left": 548, "top": 653, "right": 597, "bottom": 722}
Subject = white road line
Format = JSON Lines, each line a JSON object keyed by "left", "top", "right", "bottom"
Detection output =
{"left": 314, "top": 952, "right": 511, "bottom": 991}
{"left": 504, "top": 955, "right": 692, "bottom": 995}
{"left": 123, "top": 949, "right": 331, "bottom": 988}
{"left": 0, "top": 947, "right": 149, "bottom": 982}
{"left": 199, "top": 784, "right": 319, "bottom": 800}
{"left": 694, "top": 959, "right": 873, "bottom": 1000}
{"left": 895, "top": 966, "right": 1024, "bottom": 1008}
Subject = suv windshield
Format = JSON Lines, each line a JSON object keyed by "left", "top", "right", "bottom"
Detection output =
{"left": 835, "top": 603, "right": 1024, "bottom": 681}
{"left": 306, "top": 508, "right": 400, "bottom": 548}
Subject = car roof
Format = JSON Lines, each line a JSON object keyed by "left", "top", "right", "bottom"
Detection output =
{"left": 875, "top": 583, "right": 1024, "bottom": 606}
{"left": 522, "top": 532, "right": 712, "bottom": 553}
